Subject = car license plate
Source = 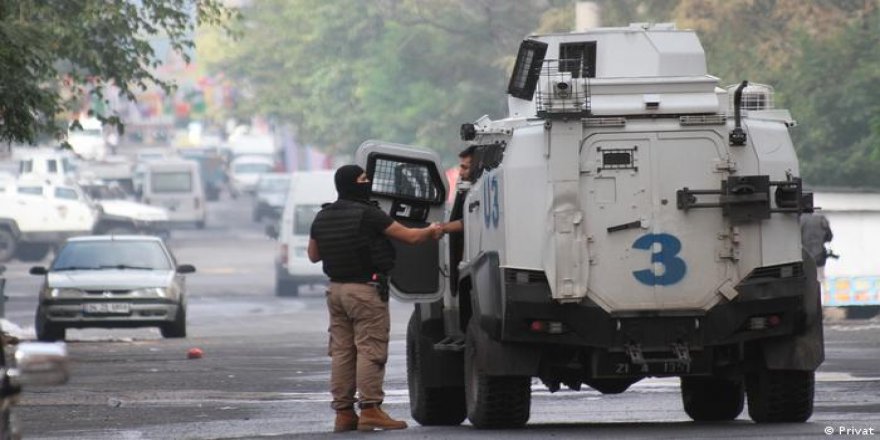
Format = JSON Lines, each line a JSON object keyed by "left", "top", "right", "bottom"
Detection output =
{"left": 84, "top": 303, "right": 131, "bottom": 314}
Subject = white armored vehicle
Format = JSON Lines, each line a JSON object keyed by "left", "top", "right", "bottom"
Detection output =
{"left": 355, "top": 23, "right": 822, "bottom": 429}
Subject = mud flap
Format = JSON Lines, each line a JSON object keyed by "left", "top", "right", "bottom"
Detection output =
{"left": 471, "top": 318, "right": 541, "bottom": 377}
{"left": 761, "top": 252, "right": 824, "bottom": 371}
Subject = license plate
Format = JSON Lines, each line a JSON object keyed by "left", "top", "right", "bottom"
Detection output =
{"left": 84, "top": 303, "right": 131, "bottom": 314}
{"left": 592, "top": 351, "right": 710, "bottom": 378}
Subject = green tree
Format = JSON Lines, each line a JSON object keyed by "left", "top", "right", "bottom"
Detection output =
{"left": 0, "top": 0, "right": 235, "bottom": 145}
{"left": 201, "top": 0, "right": 569, "bottom": 158}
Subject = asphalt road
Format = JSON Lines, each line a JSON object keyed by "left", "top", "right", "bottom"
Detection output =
{"left": 4, "top": 195, "right": 880, "bottom": 439}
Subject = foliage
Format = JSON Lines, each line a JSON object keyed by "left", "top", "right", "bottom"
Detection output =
{"left": 202, "top": 0, "right": 569, "bottom": 157}
{"left": 204, "top": 0, "right": 880, "bottom": 187}
{"left": 0, "top": 0, "right": 235, "bottom": 145}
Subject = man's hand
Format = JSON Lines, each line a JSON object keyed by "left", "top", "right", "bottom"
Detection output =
{"left": 429, "top": 222, "right": 445, "bottom": 240}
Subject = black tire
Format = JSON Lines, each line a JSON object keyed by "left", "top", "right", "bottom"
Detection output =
{"left": 15, "top": 243, "right": 50, "bottom": 262}
{"left": 746, "top": 369, "right": 814, "bottom": 423}
{"left": 275, "top": 278, "right": 299, "bottom": 297}
{"left": 35, "top": 308, "right": 65, "bottom": 342}
{"left": 464, "top": 318, "right": 530, "bottom": 429}
{"left": 161, "top": 306, "right": 187, "bottom": 338}
{"left": 681, "top": 376, "right": 744, "bottom": 421}
{"left": 0, "top": 229, "right": 17, "bottom": 263}
{"left": 407, "top": 310, "right": 466, "bottom": 426}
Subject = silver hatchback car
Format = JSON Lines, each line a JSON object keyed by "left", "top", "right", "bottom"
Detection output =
{"left": 31, "top": 235, "right": 195, "bottom": 341}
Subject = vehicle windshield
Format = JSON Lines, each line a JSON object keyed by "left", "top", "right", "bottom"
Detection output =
{"left": 234, "top": 162, "right": 273, "bottom": 174}
{"left": 258, "top": 177, "right": 289, "bottom": 193}
{"left": 151, "top": 171, "right": 192, "bottom": 193}
{"left": 294, "top": 204, "right": 321, "bottom": 235}
{"left": 52, "top": 240, "right": 172, "bottom": 271}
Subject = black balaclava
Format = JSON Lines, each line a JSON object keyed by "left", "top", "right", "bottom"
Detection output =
{"left": 335, "top": 164, "right": 370, "bottom": 201}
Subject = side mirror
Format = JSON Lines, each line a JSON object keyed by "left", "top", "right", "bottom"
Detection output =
{"left": 10, "top": 342, "right": 69, "bottom": 386}
{"left": 29, "top": 266, "right": 48, "bottom": 276}
{"left": 265, "top": 224, "right": 279, "bottom": 240}
{"left": 176, "top": 264, "right": 196, "bottom": 274}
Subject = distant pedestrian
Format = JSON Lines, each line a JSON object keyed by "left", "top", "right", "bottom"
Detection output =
{"left": 308, "top": 164, "right": 443, "bottom": 432}
{"left": 801, "top": 213, "right": 833, "bottom": 281}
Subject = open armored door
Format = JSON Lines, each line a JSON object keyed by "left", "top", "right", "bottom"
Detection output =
{"left": 354, "top": 140, "right": 448, "bottom": 302}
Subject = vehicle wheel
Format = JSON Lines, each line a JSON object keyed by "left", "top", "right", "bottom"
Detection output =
{"left": 275, "top": 278, "right": 299, "bottom": 297}
{"left": 681, "top": 376, "right": 744, "bottom": 421}
{"left": 746, "top": 369, "right": 814, "bottom": 423}
{"left": 407, "top": 310, "right": 466, "bottom": 426}
{"left": 464, "top": 318, "right": 530, "bottom": 429}
{"left": 0, "top": 229, "right": 16, "bottom": 262}
{"left": 35, "top": 308, "right": 65, "bottom": 342}
{"left": 16, "top": 243, "right": 51, "bottom": 262}
{"left": 161, "top": 306, "right": 187, "bottom": 338}
{"left": 845, "top": 306, "right": 880, "bottom": 320}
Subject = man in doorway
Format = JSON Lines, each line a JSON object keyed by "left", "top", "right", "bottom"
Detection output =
{"left": 441, "top": 145, "right": 475, "bottom": 294}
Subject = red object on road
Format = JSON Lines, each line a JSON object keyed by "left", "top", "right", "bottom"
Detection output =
{"left": 187, "top": 348, "right": 204, "bottom": 359}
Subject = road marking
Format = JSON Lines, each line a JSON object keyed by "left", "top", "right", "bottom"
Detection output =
{"left": 826, "top": 323, "right": 880, "bottom": 332}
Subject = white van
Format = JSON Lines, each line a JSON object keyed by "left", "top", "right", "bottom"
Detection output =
{"left": 142, "top": 160, "right": 206, "bottom": 228}
{"left": 271, "top": 170, "right": 335, "bottom": 296}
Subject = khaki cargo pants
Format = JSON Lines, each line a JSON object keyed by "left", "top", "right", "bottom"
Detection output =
{"left": 326, "top": 282, "right": 390, "bottom": 410}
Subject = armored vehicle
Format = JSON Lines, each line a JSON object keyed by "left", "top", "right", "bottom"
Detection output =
{"left": 355, "top": 23, "right": 822, "bottom": 429}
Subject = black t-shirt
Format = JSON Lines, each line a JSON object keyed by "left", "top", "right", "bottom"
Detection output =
{"left": 361, "top": 203, "right": 395, "bottom": 236}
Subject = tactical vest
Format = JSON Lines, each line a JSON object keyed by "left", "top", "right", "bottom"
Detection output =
{"left": 311, "top": 199, "right": 395, "bottom": 282}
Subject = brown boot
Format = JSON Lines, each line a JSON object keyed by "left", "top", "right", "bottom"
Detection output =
{"left": 334, "top": 408, "right": 359, "bottom": 433}
{"left": 357, "top": 405, "right": 408, "bottom": 431}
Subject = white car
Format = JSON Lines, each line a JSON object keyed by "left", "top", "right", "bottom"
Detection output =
{"left": 31, "top": 235, "right": 195, "bottom": 341}
{"left": 229, "top": 155, "right": 275, "bottom": 198}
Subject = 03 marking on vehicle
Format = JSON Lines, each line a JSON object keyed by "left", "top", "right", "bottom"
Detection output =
{"left": 483, "top": 174, "right": 500, "bottom": 229}
{"left": 632, "top": 233, "right": 687, "bottom": 286}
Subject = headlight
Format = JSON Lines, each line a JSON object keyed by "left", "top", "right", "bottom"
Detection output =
{"left": 131, "top": 288, "right": 168, "bottom": 298}
{"left": 49, "top": 288, "right": 82, "bottom": 298}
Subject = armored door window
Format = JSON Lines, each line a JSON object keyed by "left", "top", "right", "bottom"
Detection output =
{"left": 368, "top": 156, "right": 444, "bottom": 204}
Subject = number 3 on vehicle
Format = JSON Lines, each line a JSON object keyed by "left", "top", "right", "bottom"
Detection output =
{"left": 632, "top": 233, "right": 687, "bottom": 286}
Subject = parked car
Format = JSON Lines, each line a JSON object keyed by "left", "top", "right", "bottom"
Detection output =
{"left": 252, "top": 173, "right": 290, "bottom": 222}
{"left": 267, "top": 170, "right": 335, "bottom": 296}
{"left": 30, "top": 235, "right": 195, "bottom": 341}
{"left": 229, "top": 155, "right": 274, "bottom": 198}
